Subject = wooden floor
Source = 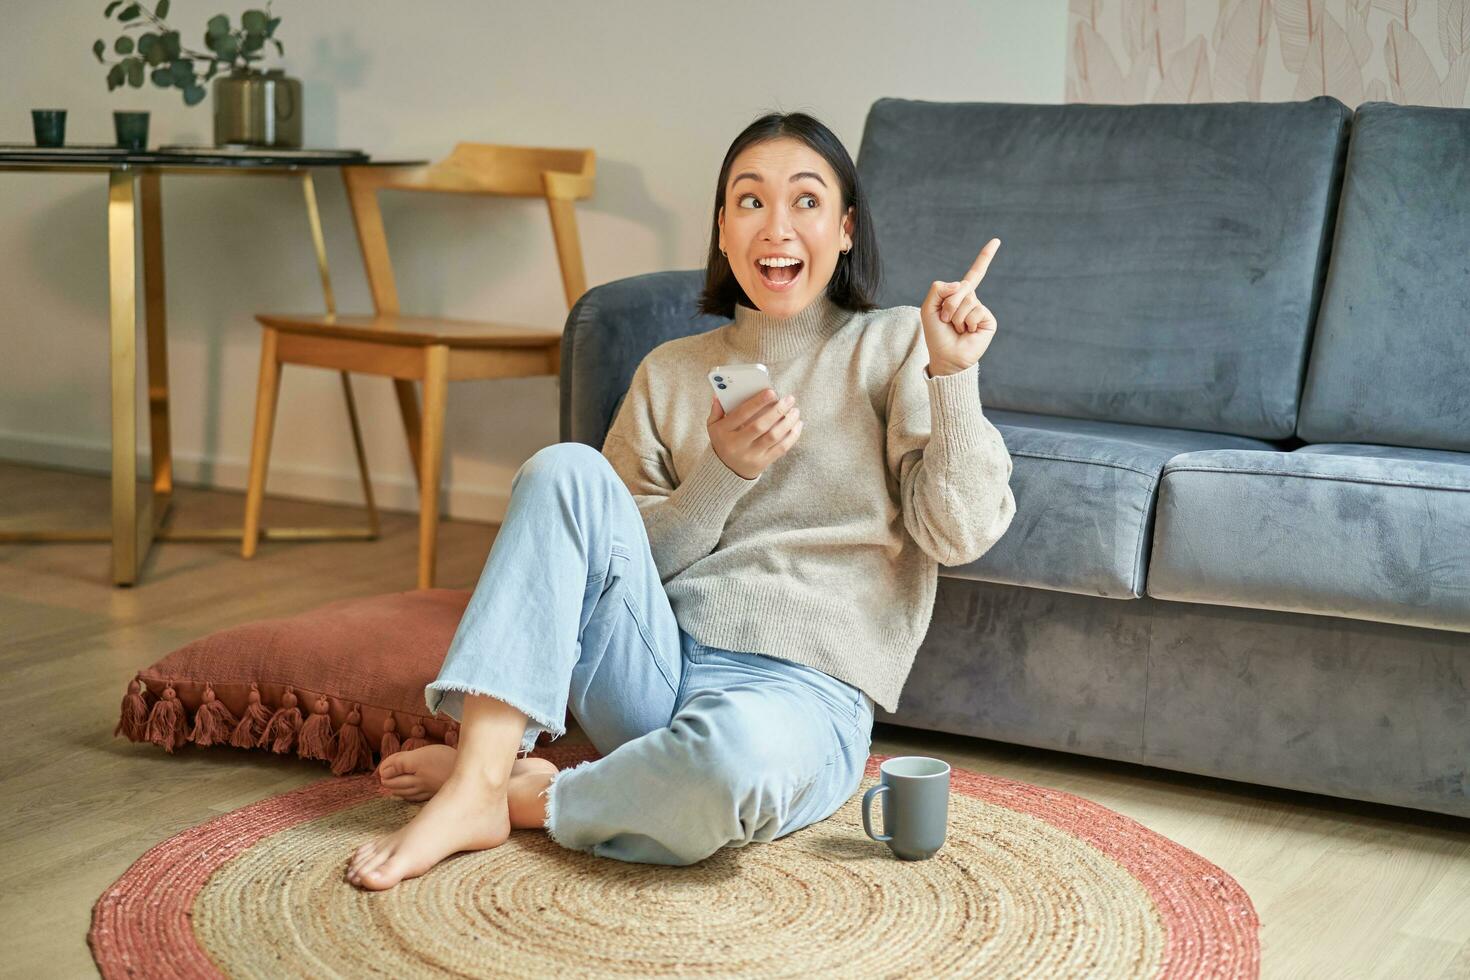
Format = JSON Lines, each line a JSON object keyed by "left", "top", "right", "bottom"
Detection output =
{"left": 2, "top": 459, "right": 1467, "bottom": 979}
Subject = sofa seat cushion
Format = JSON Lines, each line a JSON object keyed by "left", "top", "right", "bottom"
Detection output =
{"left": 941, "top": 410, "right": 1277, "bottom": 598}
{"left": 1147, "top": 444, "right": 1470, "bottom": 631}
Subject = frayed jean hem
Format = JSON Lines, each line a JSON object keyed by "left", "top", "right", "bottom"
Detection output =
{"left": 423, "top": 681, "right": 567, "bottom": 758}
{"left": 542, "top": 759, "right": 598, "bottom": 853}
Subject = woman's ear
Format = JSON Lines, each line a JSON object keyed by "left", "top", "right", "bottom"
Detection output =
{"left": 717, "top": 205, "right": 726, "bottom": 253}
{"left": 843, "top": 206, "right": 855, "bottom": 249}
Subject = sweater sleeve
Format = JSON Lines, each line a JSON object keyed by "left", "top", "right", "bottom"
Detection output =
{"left": 884, "top": 318, "right": 1016, "bottom": 567}
{"left": 601, "top": 359, "right": 760, "bottom": 584}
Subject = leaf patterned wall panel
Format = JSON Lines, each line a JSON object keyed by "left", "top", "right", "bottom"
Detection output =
{"left": 1065, "top": 0, "right": 1470, "bottom": 107}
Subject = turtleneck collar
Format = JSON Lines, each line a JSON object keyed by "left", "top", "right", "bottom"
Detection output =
{"left": 725, "top": 291, "right": 849, "bottom": 363}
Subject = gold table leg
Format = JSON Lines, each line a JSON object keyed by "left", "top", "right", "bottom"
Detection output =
{"left": 110, "top": 170, "right": 150, "bottom": 585}
{"left": 301, "top": 170, "right": 380, "bottom": 538}
{"left": 140, "top": 170, "right": 176, "bottom": 543}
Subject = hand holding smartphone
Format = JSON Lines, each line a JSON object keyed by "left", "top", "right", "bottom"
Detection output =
{"left": 706, "top": 363, "right": 802, "bottom": 479}
{"left": 708, "top": 363, "right": 778, "bottom": 415}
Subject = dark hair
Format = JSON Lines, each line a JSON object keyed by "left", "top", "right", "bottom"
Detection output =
{"left": 697, "top": 111, "right": 880, "bottom": 318}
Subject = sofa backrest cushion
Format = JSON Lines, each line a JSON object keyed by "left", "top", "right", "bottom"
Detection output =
{"left": 559, "top": 269, "right": 722, "bottom": 448}
{"left": 856, "top": 96, "right": 1351, "bottom": 439}
{"left": 1297, "top": 102, "right": 1470, "bottom": 452}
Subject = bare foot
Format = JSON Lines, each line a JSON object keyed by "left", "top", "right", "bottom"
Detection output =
{"left": 377, "top": 744, "right": 557, "bottom": 802}
{"left": 346, "top": 769, "right": 513, "bottom": 890}
{"left": 507, "top": 767, "right": 558, "bottom": 830}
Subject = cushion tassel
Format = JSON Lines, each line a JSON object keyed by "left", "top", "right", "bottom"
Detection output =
{"left": 144, "top": 681, "right": 189, "bottom": 753}
{"left": 379, "top": 713, "right": 402, "bottom": 759}
{"left": 297, "top": 695, "right": 336, "bottom": 762}
{"left": 402, "top": 723, "right": 429, "bottom": 751}
{"left": 330, "top": 703, "right": 374, "bottom": 776}
{"left": 114, "top": 675, "right": 151, "bottom": 741}
{"left": 229, "top": 683, "right": 273, "bottom": 749}
{"left": 189, "top": 684, "right": 240, "bottom": 747}
{"left": 260, "top": 687, "right": 303, "bottom": 754}
{"left": 444, "top": 720, "right": 460, "bottom": 748}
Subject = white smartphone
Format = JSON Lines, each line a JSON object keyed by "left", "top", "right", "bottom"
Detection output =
{"left": 707, "top": 363, "right": 779, "bottom": 415}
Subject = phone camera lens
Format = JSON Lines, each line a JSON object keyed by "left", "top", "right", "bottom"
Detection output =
{"left": 716, "top": 383, "right": 727, "bottom": 389}
{"left": 713, "top": 375, "right": 723, "bottom": 383}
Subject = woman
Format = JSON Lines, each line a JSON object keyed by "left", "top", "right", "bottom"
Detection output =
{"left": 347, "top": 111, "right": 1015, "bottom": 890}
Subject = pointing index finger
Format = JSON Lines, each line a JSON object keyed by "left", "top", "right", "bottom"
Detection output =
{"left": 962, "top": 237, "right": 1001, "bottom": 288}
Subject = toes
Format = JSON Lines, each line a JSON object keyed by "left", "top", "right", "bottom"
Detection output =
{"left": 350, "top": 841, "right": 383, "bottom": 876}
{"left": 359, "top": 855, "right": 409, "bottom": 890}
{"left": 356, "top": 848, "right": 391, "bottom": 884}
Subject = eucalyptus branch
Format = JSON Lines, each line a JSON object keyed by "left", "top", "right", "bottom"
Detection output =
{"left": 93, "top": 1, "right": 285, "bottom": 106}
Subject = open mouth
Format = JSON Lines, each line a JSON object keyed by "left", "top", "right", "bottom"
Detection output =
{"left": 756, "top": 257, "right": 804, "bottom": 290}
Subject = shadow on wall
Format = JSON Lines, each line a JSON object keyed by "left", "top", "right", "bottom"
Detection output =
{"left": 303, "top": 29, "right": 374, "bottom": 147}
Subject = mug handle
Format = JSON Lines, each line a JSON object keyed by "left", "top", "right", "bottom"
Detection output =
{"left": 862, "top": 784, "right": 892, "bottom": 842}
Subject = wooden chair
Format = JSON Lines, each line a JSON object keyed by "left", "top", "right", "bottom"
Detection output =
{"left": 241, "top": 143, "right": 595, "bottom": 588}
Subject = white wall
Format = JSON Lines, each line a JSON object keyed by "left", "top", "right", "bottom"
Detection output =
{"left": 1, "top": 1, "right": 1066, "bottom": 523}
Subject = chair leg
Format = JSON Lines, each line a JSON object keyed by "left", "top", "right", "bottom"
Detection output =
{"left": 242, "top": 328, "right": 282, "bottom": 558}
{"left": 394, "top": 378, "right": 424, "bottom": 490}
{"left": 417, "top": 345, "right": 450, "bottom": 589}
{"left": 338, "top": 371, "right": 380, "bottom": 539}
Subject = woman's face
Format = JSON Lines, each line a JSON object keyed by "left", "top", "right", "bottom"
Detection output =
{"left": 718, "top": 137, "right": 855, "bottom": 319}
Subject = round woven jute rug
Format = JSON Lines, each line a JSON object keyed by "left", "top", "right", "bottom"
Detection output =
{"left": 90, "top": 743, "right": 1259, "bottom": 978}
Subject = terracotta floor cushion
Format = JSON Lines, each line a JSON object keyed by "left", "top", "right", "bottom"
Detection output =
{"left": 111, "top": 588, "right": 539, "bottom": 776}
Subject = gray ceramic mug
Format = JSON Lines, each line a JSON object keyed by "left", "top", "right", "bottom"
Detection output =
{"left": 862, "top": 755, "right": 951, "bottom": 860}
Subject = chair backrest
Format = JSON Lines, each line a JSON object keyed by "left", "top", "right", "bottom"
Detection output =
{"left": 1297, "top": 102, "right": 1470, "bottom": 453}
{"left": 856, "top": 96, "right": 1351, "bottom": 440}
{"left": 341, "top": 142, "right": 596, "bottom": 315}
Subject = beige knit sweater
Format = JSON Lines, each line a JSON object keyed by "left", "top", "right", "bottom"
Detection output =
{"left": 599, "top": 291, "right": 1016, "bottom": 713}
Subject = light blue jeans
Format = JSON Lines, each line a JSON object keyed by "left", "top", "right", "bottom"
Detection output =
{"left": 424, "top": 442, "right": 875, "bottom": 866}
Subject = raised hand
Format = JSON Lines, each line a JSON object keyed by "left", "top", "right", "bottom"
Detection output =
{"left": 919, "top": 238, "right": 1001, "bottom": 376}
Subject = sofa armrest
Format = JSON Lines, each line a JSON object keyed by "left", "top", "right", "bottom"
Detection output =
{"left": 558, "top": 269, "right": 723, "bottom": 448}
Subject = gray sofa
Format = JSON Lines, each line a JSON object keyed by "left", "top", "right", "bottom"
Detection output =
{"left": 558, "top": 96, "right": 1470, "bottom": 819}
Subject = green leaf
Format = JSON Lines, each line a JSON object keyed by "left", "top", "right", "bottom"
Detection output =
{"left": 114, "top": 35, "right": 133, "bottom": 54}
{"left": 271, "top": 39, "right": 283, "bottom": 57}
{"left": 93, "top": 39, "right": 106, "bottom": 62}
{"left": 118, "top": 3, "right": 140, "bottom": 22}
{"left": 212, "top": 34, "right": 238, "bottom": 61}
{"left": 204, "top": 59, "right": 220, "bottom": 80}
{"left": 107, "top": 63, "right": 125, "bottom": 89}
{"left": 183, "top": 84, "right": 206, "bottom": 106}
{"left": 104, "top": 0, "right": 124, "bottom": 16}
{"left": 126, "top": 56, "right": 144, "bottom": 87}
{"left": 241, "top": 9, "right": 268, "bottom": 33}
{"left": 138, "top": 32, "right": 160, "bottom": 64}
{"left": 155, "top": 0, "right": 169, "bottom": 17}
{"left": 241, "top": 32, "right": 263, "bottom": 54}
{"left": 266, "top": 16, "right": 280, "bottom": 36}
{"left": 150, "top": 67, "right": 173, "bottom": 86}
{"left": 161, "top": 30, "right": 180, "bottom": 59}
{"left": 169, "top": 58, "right": 194, "bottom": 85}
{"left": 205, "top": 14, "right": 229, "bottom": 39}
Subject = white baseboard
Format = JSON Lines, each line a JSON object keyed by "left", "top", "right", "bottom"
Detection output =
{"left": 0, "top": 430, "right": 512, "bottom": 525}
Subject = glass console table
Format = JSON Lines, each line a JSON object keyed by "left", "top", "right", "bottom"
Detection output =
{"left": 0, "top": 146, "right": 425, "bottom": 585}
